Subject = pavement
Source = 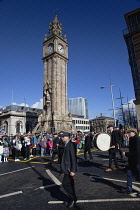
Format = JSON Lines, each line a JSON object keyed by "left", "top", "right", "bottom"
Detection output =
{"left": 0, "top": 148, "right": 140, "bottom": 210}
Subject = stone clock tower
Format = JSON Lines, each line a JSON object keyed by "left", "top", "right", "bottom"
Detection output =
{"left": 39, "top": 15, "right": 72, "bottom": 133}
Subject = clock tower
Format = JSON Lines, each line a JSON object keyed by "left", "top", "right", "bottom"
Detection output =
{"left": 40, "top": 15, "right": 72, "bottom": 133}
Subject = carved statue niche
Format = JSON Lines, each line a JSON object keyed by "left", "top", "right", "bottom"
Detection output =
{"left": 43, "top": 81, "right": 52, "bottom": 113}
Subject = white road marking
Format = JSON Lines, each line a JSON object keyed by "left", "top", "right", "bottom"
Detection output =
{"left": 0, "top": 166, "right": 34, "bottom": 176}
{"left": 39, "top": 184, "right": 58, "bottom": 189}
{"left": 46, "top": 169, "right": 62, "bottom": 185}
{"left": 91, "top": 175, "right": 140, "bottom": 198}
{"left": 130, "top": 193, "right": 137, "bottom": 197}
{"left": 132, "top": 184, "right": 140, "bottom": 191}
{"left": 90, "top": 175, "right": 140, "bottom": 185}
{"left": 0, "top": 191, "right": 23, "bottom": 199}
{"left": 48, "top": 198, "right": 140, "bottom": 204}
{"left": 102, "top": 159, "right": 126, "bottom": 162}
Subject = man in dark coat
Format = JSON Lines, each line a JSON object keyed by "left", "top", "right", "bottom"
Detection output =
{"left": 105, "top": 125, "right": 119, "bottom": 172}
{"left": 114, "top": 126, "right": 123, "bottom": 158}
{"left": 50, "top": 133, "right": 60, "bottom": 164}
{"left": 58, "top": 131, "right": 65, "bottom": 165}
{"left": 57, "top": 131, "right": 65, "bottom": 174}
{"left": 61, "top": 132, "right": 77, "bottom": 208}
{"left": 84, "top": 133, "right": 93, "bottom": 161}
{"left": 122, "top": 128, "right": 140, "bottom": 196}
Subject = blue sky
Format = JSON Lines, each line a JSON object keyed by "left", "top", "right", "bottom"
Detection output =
{"left": 0, "top": 0, "right": 139, "bottom": 119}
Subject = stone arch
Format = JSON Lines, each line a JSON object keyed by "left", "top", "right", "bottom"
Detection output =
{"left": 4, "top": 121, "right": 8, "bottom": 133}
{"left": 16, "top": 121, "right": 23, "bottom": 134}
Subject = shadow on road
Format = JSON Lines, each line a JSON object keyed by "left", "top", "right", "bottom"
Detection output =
{"left": 26, "top": 162, "right": 67, "bottom": 202}
{"left": 77, "top": 157, "right": 104, "bottom": 170}
{"left": 83, "top": 172, "right": 124, "bottom": 192}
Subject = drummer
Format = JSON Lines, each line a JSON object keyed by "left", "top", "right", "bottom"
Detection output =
{"left": 84, "top": 132, "right": 93, "bottom": 161}
{"left": 105, "top": 125, "right": 119, "bottom": 172}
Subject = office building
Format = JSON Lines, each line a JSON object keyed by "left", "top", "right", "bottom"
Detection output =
{"left": 68, "top": 97, "right": 88, "bottom": 119}
{"left": 123, "top": 8, "right": 140, "bottom": 128}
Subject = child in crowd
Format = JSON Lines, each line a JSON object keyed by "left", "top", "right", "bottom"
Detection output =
{"left": 39, "top": 137, "right": 46, "bottom": 156}
{"left": 3, "top": 138, "right": 9, "bottom": 162}
{"left": 47, "top": 138, "right": 53, "bottom": 155}
{"left": 0, "top": 140, "right": 3, "bottom": 162}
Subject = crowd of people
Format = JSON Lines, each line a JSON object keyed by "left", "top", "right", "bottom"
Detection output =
{"left": 0, "top": 127, "right": 137, "bottom": 163}
{"left": 0, "top": 126, "right": 140, "bottom": 208}
{"left": 0, "top": 131, "right": 90, "bottom": 163}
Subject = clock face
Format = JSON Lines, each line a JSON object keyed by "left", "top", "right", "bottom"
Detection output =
{"left": 58, "top": 44, "right": 64, "bottom": 54}
{"left": 48, "top": 44, "right": 54, "bottom": 53}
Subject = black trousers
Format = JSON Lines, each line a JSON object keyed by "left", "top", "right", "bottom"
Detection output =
{"left": 58, "top": 149, "right": 64, "bottom": 164}
{"left": 84, "top": 148, "right": 92, "bottom": 160}
{"left": 51, "top": 151, "right": 58, "bottom": 162}
{"left": 14, "top": 148, "right": 19, "bottom": 159}
{"left": 109, "top": 149, "right": 118, "bottom": 168}
{"left": 24, "top": 145, "right": 30, "bottom": 159}
{"left": 62, "top": 174, "right": 77, "bottom": 202}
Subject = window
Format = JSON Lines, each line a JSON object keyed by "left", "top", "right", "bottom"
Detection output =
{"left": 125, "top": 37, "right": 133, "bottom": 47}
{"left": 130, "top": 60, "right": 138, "bottom": 74}
{"left": 133, "top": 74, "right": 140, "bottom": 90}
{"left": 129, "top": 13, "right": 140, "bottom": 26}
{"left": 128, "top": 47, "right": 136, "bottom": 60}
{"left": 4, "top": 121, "right": 8, "bottom": 133}
{"left": 16, "top": 122, "right": 20, "bottom": 133}
{"left": 135, "top": 89, "right": 140, "bottom": 100}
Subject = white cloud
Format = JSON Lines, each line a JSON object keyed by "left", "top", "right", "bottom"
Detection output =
{"left": 122, "top": 99, "right": 135, "bottom": 110}
{"left": 11, "top": 100, "right": 43, "bottom": 109}
{"left": 12, "top": 102, "right": 29, "bottom": 107}
{"left": 31, "top": 99, "right": 43, "bottom": 109}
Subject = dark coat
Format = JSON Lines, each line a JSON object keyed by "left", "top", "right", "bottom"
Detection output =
{"left": 125, "top": 134, "right": 140, "bottom": 169}
{"left": 52, "top": 137, "right": 60, "bottom": 152}
{"left": 108, "top": 130, "right": 121, "bottom": 152}
{"left": 61, "top": 140, "right": 77, "bottom": 174}
{"left": 58, "top": 138, "right": 65, "bottom": 155}
{"left": 84, "top": 135, "right": 92, "bottom": 149}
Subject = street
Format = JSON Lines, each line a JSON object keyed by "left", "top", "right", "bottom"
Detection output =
{"left": 0, "top": 149, "right": 140, "bottom": 210}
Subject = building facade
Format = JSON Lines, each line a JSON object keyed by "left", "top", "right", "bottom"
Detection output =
{"left": 0, "top": 105, "right": 89, "bottom": 135}
{"left": 68, "top": 97, "right": 88, "bottom": 119}
{"left": 71, "top": 114, "right": 90, "bottom": 133}
{"left": 89, "top": 113, "right": 115, "bottom": 133}
{"left": 0, "top": 105, "right": 41, "bottom": 136}
{"left": 123, "top": 8, "right": 140, "bottom": 129}
{"left": 34, "top": 15, "right": 72, "bottom": 133}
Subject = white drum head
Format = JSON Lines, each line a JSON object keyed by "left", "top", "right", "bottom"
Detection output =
{"left": 96, "top": 133, "right": 111, "bottom": 151}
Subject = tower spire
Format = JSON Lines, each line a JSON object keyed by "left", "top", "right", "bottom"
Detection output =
{"left": 49, "top": 13, "right": 63, "bottom": 37}
{"left": 54, "top": 8, "right": 58, "bottom": 16}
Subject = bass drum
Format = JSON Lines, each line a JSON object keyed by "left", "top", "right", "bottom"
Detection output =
{"left": 94, "top": 132, "right": 111, "bottom": 151}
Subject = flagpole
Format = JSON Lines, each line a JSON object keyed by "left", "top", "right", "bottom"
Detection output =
{"left": 11, "top": 89, "right": 14, "bottom": 105}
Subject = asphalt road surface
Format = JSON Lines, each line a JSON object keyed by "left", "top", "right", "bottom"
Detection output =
{"left": 0, "top": 148, "right": 140, "bottom": 210}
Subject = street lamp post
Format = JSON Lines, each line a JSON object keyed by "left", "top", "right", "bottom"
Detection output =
{"left": 116, "top": 89, "right": 126, "bottom": 129}
{"left": 100, "top": 77, "right": 116, "bottom": 127}
{"left": 127, "top": 96, "right": 131, "bottom": 127}
{"left": 24, "top": 98, "right": 26, "bottom": 134}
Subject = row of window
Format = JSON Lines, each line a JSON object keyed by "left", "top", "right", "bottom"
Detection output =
{"left": 133, "top": 74, "right": 140, "bottom": 90}
{"left": 72, "top": 120, "right": 89, "bottom": 124}
{"left": 75, "top": 126, "right": 90, "bottom": 130}
{"left": 0, "top": 121, "right": 33, "bottom": 134}
{"left": 130, "top": 60, "right": 138, "bottom": 74}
